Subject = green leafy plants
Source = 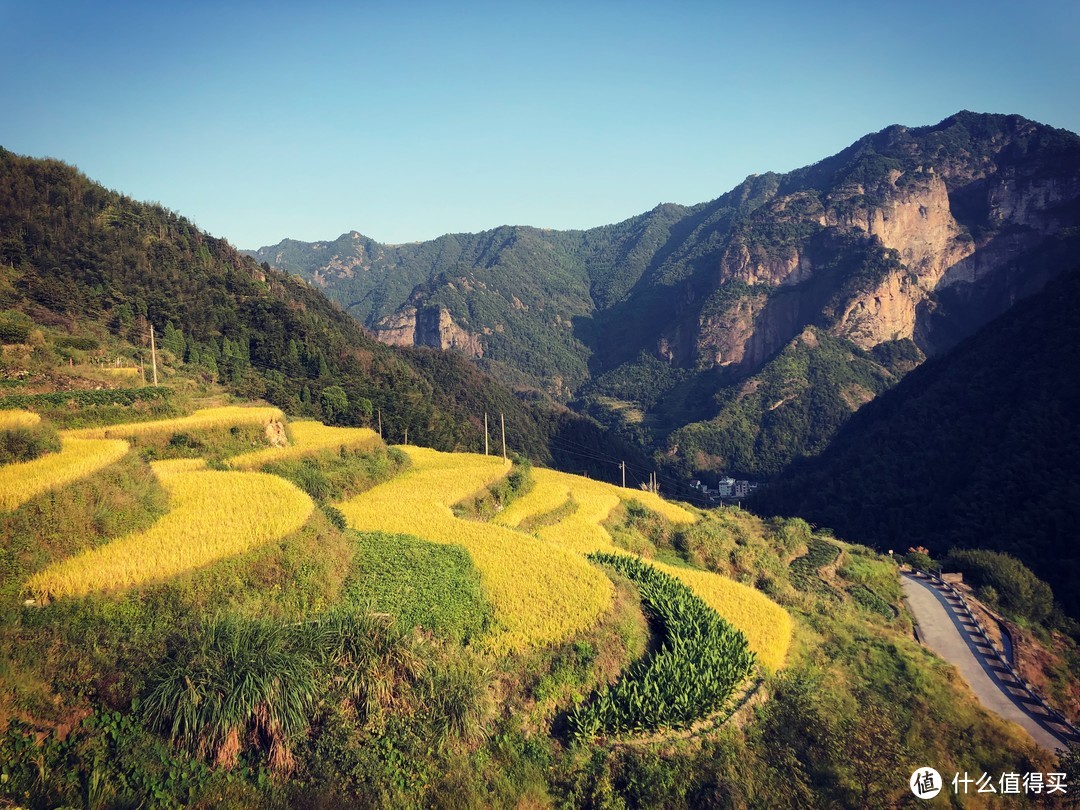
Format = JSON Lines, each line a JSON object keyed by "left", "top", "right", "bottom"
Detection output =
{"left": 569, "top": 553, "right": 755, "bottom": 739}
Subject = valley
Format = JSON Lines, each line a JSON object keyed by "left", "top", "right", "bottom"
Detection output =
{"left": 251, "top": 112, "right": 1080, "bottom": 483}
{"left": 2, "top": 113, "right": 1079, "bottom": 806}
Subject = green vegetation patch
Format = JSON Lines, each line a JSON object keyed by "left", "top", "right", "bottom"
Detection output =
{"left": 944, "top": 548, "right": 1055, "bottom": 626}
{"left": 0, "top": 386, "right": 170, "bottom": 410}
{"left": 343, "top": 531, "right": 491, "bottom": 644}
{"left": 517, "top": 496, "right": 578, "bottom": 533}
{"left": 848, "top": 584, "right": 894, "bottom": 618}
{"left": 262, "top": 445, "right": 408, "bottom": 502}
{"left": 0, "top": 420, "right": 60, "bottom": 465}
{"left": 569, "top": 553, "right": 755, "bottom": 739}
{"left": 789, "top": 538, "right": 841, "bottom": 599}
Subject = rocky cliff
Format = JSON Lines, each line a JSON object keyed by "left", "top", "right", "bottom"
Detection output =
{"left": 251, "top": 112, "right": 1080, "bottom": 477}
{"left": 373, "top": 306, "right": 484, "bottom": 357}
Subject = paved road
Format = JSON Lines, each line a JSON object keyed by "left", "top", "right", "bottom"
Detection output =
{"left": 901, "top": 573, "right": 1068, "bottom": 752}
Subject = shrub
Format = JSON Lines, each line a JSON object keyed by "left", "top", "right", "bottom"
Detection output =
{"left": 944, "top": 548, "right": 1055, "bottom": 625}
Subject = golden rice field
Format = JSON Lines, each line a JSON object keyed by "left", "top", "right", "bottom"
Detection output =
{"left": 493, "top": 471, "right": 572, "bottom": 528}
{"left": 0, "top": 436, "right": 129, "bottom": 513}
{"left": 228, "top": 421, "right": 382, "bottom": 469}
{"left": 66, "top": 405, "right": 285, "bottom": 440}
{"left": 336, "top": 447, "right": 615, "bottom": 654}
{"left": 624, "top": 488, "right": 698, "bottom": 524}
{"left": 0, "top": 409, "right": 42, "bottom": 430}
{"left": 98, "top": 367, "right": 142, "bottom": 377}
{"left": 501, "top": 467, "right": 791, "bottom": 669}
{"left": 25, "top": 458, "right": 315, "bottom": 600}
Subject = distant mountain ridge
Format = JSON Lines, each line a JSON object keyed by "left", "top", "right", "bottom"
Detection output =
{"left": 250, "top": 112, "right": 1080, "bottom": 479}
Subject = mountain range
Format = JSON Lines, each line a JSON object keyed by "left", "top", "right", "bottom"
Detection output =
{"left": 250, "top": 112, "right": 1080, "bottom": 479}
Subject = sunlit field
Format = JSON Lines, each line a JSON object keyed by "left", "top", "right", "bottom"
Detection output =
{"left": 228, "top": 421, "right": 381, "bottom": 469}
{"left": 0, "top": 409, "right": 41, "bottom": 429}
{"left": 66, "top": 405, "right": 284, "bottom": 439}
{"left": 0, "top": 436, "right": 129, "bottom": 513}
{"left": 504, "top": 468, "right": 791, "bottom": 669}
{"left": 336, "top": 447, "right": 614, "bottom": 654}
{"left": 25, "top": 458, "right": 315, "bottom": 600}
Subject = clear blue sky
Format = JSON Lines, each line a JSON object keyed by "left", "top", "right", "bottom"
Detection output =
{"left": 2, "top": 1, "right": 1077, "bottom": 248}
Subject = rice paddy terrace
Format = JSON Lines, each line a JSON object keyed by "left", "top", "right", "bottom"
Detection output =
{"left": 0, "top": 402, "right": 1052, "bottom": 807}
{"left": 3, "top": 402, "right": 789, "bottom": 697}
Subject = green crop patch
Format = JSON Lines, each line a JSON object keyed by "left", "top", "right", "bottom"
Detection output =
{"left": 569, "top": 553, "right": 755, "bottom": 739}
{"left": 342, "top": 531, "right": 492, "bottom": 645}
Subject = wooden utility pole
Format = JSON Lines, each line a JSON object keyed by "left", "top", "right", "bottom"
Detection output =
{"left": 484, "top": 412, "right": 489, "bottom": 456}
{"left": 621, "top": 461, "right": 626, "bottom": 488}
{"left": 149, "top": 324, "right": 158, "bottom": 386}
{"left": 377, "top": 408, "right": 382, "bottom": 438}
{"left": 500, "top": 413, "right": 506, "bottom": 461}
{"left": 404, "top": 426, "right": 408, "bottom": 446}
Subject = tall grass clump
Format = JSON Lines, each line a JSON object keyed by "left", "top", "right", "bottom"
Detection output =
{"left": 0, "top": 410, "right": 60, "bottom": 464}
{"left": 143, "top": 612, "right": 420, "bottom": 771}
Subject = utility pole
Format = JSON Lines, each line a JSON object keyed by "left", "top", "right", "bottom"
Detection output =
{"left": 149, "top": 323, "right": 158, "bottom": 386}
{"left": 404, "top": 426, "right": 408, "bottom": 446}
{"left": 484, "top": 412, "right": 489, "bottom": 456}
{"left": 377, "top": 408, "right": 382, "bottom": 438}
{"left": 500, "top": 412, "right": 506, "bottom": 461}
{"left": 621, "top": 461, "right": 626, "bottom": 488}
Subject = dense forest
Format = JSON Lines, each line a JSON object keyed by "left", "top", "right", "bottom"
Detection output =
{"left": 757, "top": 261, "right": 1080, "bottom": 616}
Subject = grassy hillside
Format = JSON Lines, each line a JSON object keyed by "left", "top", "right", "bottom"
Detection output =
{"left": 0, "top": 399, "right": 1060, "bottom": 808}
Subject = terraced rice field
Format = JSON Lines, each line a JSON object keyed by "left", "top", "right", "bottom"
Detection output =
{"left": 336, "top": 447, "right": 615, "bottom": 654}
{"left": 66, "top": 405, "right": 284, "bottom": 439}
{"left": 0, "top": 435, "right": 129, "bottom": 513}
{"left": 25, "top": 458, "right": 315, "bottom": 600}
{"left": 0, "top": 409, "right": 42, "bottom": 429}
{"left": 228, "top": 422, "right": 382, "bottom": 469}
{"left": 500, "top": 467, "right": 792, "bottom": 670}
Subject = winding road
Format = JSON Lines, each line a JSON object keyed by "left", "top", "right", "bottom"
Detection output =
{"left": 901, "top": 572, "right": 1072, "bottom": 753}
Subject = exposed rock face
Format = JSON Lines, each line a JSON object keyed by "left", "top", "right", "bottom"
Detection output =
{"left": 254, "top": 113, "right": 1080, "bottom": 474}
{"left": 373, "top": 306, "right": 483, "bottom": 357}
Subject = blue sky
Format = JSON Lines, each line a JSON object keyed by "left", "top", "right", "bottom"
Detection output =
{"left": 2, "top": 1, "right": 1077, "bottom": 248}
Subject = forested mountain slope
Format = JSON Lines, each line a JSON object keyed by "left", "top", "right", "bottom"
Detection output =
{"left": 254, "top": 112, "right": 1080, "bottom": 478}
{"left": 0, "top": 148, "right": 645, "bottom": 478}
{"left": 757, "top": 261, "right": 1080, "bottom": 615}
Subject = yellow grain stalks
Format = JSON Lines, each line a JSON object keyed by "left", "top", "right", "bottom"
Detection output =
{"left": 494, "top": 472, "right": 572, "bottom": 528}
{"left": 99, "top": 367, "right": 142, "bottom": 378}
{"left": 25, "top": 459, "right": 315, "bottom": 600}
{"left": 0, "top": 436, "right": 129, "bottom": 513}
{"left": 227, "top": 422, "right": 382, "bottom": 469}
{"left": 502, "top": 467, "right": 792, "bottom": 669}
{"left": 0, "top": 409, "right": 41, "bottom": 430}
{"left": 623, "top": 488, "right": 698, "bottom": 524}
{"left": 336, "top": 447, "right": 614, "bottom": 654}
{"left": 66, "top": 406, "right": 285, "bottom": 440}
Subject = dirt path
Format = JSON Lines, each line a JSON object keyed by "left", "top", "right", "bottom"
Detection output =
{"left": 901, "top": 572, "right": 1070, "bottom": 753}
